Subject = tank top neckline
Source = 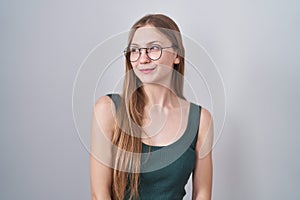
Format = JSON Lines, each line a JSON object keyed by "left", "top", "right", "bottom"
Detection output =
{"left": 142, "top": 101, "right": 194, "bottom": 149}
{"left": 106, "top": 93, "right": 198, "bottom": 150}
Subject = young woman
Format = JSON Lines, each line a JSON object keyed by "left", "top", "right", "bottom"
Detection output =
{"left": 90, "top": 14, "right": 213, "bottom": 200}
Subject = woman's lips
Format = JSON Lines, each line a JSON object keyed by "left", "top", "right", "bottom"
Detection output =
{"left": 139, "top": 67, "right": 156, "bottom": 74}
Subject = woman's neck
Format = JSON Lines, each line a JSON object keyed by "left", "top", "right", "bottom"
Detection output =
{"left": 143, "top": 83, "right": 179, "bottom": 108}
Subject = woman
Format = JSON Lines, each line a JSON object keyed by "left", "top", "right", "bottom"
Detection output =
{"left": 90, "top": 14, "right": 213, "bottom": 200}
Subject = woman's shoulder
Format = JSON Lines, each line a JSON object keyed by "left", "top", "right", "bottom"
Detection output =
{"left": 187, "top": 101, "right": 212, "bottom": 130}
{"left": 94, "top": 93, "right": 122, "bottom": 120}
{"left": 94, "top": 95, "right": 114, "bottom": 112}
{"left": 199, "top": 107, "right": 212, "bottom": 129}
{"left": 93, "top": 95, "right": 117, "bottom": 134}
{"left": 187, "top": 100, "right": 211, "bottom": 120}
{"left": 94, "top": 93, "right": 120, "bottom": 109}
{"left": 196, "top": 105, "right": 214, "bottom": 157}
{"left": 185, "top": 99, "right": 213, "bottom": 153}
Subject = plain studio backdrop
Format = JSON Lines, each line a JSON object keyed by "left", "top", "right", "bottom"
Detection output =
{"left": 1, "top": 0, "right": 299, "bottom": 199}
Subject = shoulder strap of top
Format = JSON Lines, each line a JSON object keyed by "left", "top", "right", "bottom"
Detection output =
{"left": 106, "top": 93, "right": 121, "bottom": 111}
{"left": 190, "top": 103, "right": 202, "bottom": 149}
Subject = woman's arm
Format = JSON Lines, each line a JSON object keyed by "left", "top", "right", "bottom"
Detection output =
{"left": 192, "top": 108, "right": 214, "bottom": 200}
{"left": 90, "top": 96, "right": 115, "bottom": 200}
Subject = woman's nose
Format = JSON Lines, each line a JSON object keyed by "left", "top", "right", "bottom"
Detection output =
{"left": 139, "top": 49, "right": 150, "bottom": 63}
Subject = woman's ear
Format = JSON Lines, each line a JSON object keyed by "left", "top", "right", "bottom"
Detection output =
{"left": 174, "top": 57, "right": 180, "bottom": 64}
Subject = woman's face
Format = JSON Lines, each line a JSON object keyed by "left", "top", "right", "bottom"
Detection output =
{"left": 129, "top": 25, "right": 179, "bottom": 85}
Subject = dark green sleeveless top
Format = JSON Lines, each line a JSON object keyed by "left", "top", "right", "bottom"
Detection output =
{"left": 107, "top": 93, "right": 201, "bottom": 200}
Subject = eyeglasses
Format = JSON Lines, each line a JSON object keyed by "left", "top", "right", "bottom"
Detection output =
{"left": 124, "top": 44, "right": 175, "bottom": 62}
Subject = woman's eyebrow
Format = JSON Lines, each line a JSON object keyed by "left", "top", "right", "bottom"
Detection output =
{"left": 147, "top": 41, "right": 162, "bottom": 45}
{"left": 130, "top": 41, "right": 162, "bottom": 46}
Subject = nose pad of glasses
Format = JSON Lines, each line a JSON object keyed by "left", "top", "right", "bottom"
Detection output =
{"left": 139, "top": 49, "right": 151, "bottom": 61}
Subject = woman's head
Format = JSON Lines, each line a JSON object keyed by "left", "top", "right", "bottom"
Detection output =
{"left": 124, "top": 14, "right": 185, "bottom": 96}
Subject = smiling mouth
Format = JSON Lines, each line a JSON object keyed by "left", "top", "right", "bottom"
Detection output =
{"left": 139, "top": 67, "right": 156, "bottom": 74}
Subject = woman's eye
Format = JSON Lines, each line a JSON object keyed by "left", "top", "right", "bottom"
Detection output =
{"left": 150, "top": 45, "right": 160, "bottom": 51}
{"left": 130, "top": 48, "right": 139, "bottom": 53}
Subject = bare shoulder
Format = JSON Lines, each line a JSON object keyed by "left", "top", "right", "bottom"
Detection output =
{"left": 92, "top": 95, "right": 116, "bottom": 138}
{"left": 199, "top": 107, "right": 213, "bottom": 133}
{"left": 196, "top": 106, "right": 214, "bottom": 155}
{"left": 94, "top": 95, "right": 114, "bottom": 110}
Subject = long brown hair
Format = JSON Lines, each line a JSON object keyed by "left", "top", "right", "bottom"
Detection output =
{"left": 111, "top": 14, "right": 185, "bottom": 200}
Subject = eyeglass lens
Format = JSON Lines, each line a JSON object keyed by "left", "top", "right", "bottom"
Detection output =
{"left": 129, "top": 45, "right": 162, "bottom": 62}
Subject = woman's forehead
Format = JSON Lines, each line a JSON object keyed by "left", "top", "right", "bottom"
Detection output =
{"left": 131, "top": 26, "right": 171, "bottom": 45}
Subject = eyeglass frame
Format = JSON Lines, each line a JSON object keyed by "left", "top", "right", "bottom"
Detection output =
{"left": 123, "top": 44, "right": 177, "bottom": 62}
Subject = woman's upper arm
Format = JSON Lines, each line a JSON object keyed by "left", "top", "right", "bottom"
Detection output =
{"left": 192, "top": 107, "right": 214, "bottom": 200}
{"left": 90, "top": 96, "right": 115, "bottom": 200}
